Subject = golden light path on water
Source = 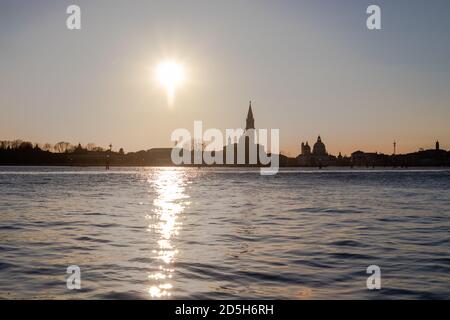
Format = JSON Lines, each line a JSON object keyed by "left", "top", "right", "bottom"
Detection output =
{"left": 146, "top": 169, "right": 189, "bottom": 298}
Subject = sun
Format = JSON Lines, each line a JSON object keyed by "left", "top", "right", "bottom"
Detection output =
{"left": 156, "top": 60, "right": 185, "bottom": 106}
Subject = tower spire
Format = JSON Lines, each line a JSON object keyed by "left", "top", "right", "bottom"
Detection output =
{"left": 246, "top": 100, "right": 255, "bottom": 130}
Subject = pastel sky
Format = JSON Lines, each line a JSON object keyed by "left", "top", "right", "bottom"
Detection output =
{"left": 1, "top": 0, "right": 449, "bottom": 156}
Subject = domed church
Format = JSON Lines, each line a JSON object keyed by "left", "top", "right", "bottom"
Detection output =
{"left": 313, "top": 136, "right": 327, "bottom": 156}
{"left": 297, "top": 135, "right": 333, "bottom": 166}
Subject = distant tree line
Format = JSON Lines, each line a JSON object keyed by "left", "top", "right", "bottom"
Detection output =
{"left": 0, "top": 140, "right": 124, "bottom": 154}
{"left": 0, "top": 140, "right": 127, "bottom": 166}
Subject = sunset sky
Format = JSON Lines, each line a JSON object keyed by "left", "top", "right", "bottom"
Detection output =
{"left": 1, "top": 0, "right": 450, "bottom": 156}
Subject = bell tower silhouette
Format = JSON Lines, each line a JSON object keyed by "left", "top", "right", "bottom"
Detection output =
{"left": 246, "top": 101, "right": 255, "bottom": 130}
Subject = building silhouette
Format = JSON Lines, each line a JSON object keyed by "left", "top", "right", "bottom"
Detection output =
{"left": 221, "top": 101, "right": 265, "bottom": 165}
{"left": 297, "top": 136, "right": 335, "bottom": 166}
{"left": 246, "top": 101, "right": 255, "bottom": 130}
{"left": 300, "top": 142, "right": 311, "bottom": 155}
{"left": 312, "top": 136, "right": 327, "bottom": 156}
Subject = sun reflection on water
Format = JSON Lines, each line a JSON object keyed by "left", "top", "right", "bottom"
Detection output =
{"left": 147, "top": 169, "right": 189, "bottom": 298}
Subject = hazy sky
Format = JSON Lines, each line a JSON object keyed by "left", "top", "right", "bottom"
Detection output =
{"left": 1, "top": 0, "right": 450, "bottom": 156}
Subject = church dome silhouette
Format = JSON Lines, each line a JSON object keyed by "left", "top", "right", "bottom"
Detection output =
{"left": 313, "top": 136, "right": 327, "bottom": 155}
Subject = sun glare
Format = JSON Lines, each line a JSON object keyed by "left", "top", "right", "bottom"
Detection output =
{"left": 156, "top": 60, "right": 185, "bottom": 106}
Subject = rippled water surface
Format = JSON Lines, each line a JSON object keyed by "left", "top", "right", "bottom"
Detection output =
{"left": 0, "top": 167, "right": 449, "bottom": 299}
